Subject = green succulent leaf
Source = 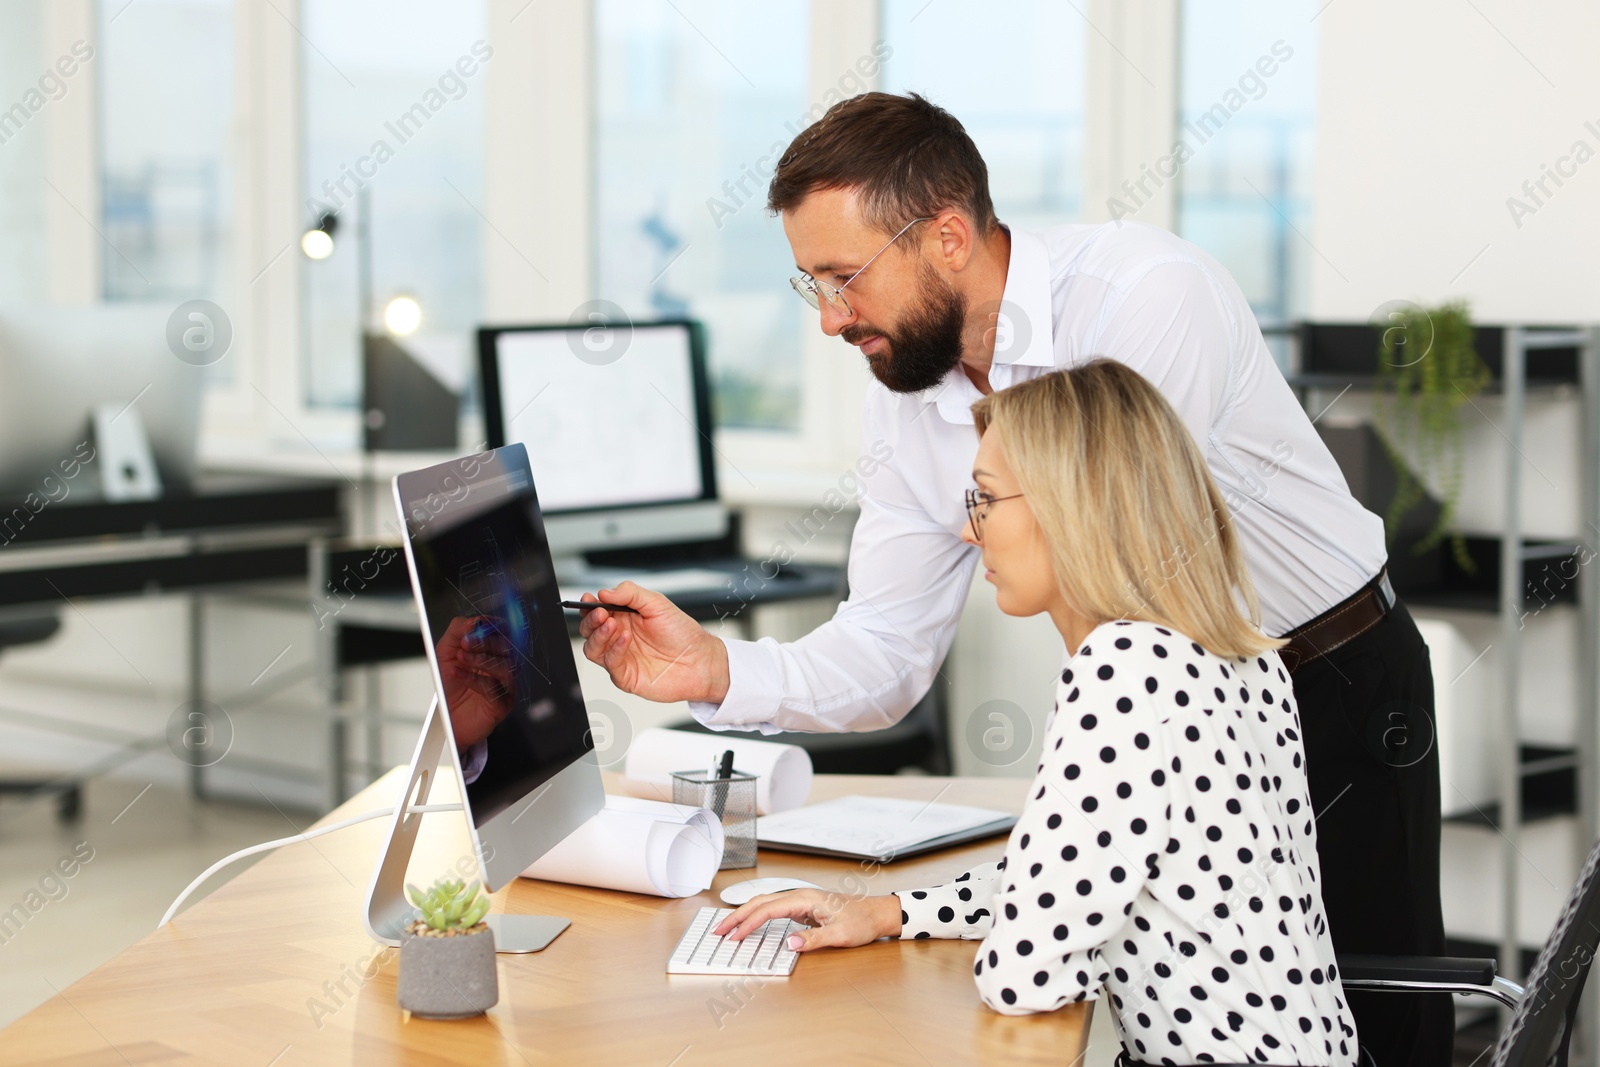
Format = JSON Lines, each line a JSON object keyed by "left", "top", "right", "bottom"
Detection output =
{"left": 409, "top": 873, "right": 488, "bottom": 930}
{"left": 461, "top": 897, "right": 490, "bottom": 928}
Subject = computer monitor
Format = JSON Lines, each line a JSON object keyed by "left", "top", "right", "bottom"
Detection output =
{"left": 362, "top": 332, "right": 459, "bottom": 452}
{"left": 478, "top": 320, "right": 725, "bottom": 560}
{"left": 364, "top": 444, "right": 604, "bottom": 950}
{"left": 0, "top": 305, "right": 202, "bottom": 496}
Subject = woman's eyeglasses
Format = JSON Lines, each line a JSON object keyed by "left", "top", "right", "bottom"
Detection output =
{"left": 790, "top": 216, "right": 933, "bottom": 318}
{"left": 964, "top": 488, "right": 1024, "bottom": 543}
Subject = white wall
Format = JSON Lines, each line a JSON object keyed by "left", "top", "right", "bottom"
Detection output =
{"left": 1309, "top": 0, "right": 1600, "bottom": 322}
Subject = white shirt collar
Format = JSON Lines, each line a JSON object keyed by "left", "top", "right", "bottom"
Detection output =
{"left": 911, "top": 224, "right": 1056, "bottom": 423}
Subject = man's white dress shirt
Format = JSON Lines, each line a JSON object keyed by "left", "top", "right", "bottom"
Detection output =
{"left": 691, "top": 220, "right": 1386, "bottom": 735}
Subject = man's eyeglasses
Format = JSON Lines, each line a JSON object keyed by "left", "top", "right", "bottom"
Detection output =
{"left": 964, "top": 488, "right": 1024, "bottom": 543}
{"left": 790, "top": 216, "right": 933, "bottom": 317}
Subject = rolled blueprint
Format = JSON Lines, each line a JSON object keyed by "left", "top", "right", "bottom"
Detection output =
{"left": 623, "top": 727, "right": 813, "bottom": 814}
{"left": 520, "top": 795, "right": 724, "bottom": 898}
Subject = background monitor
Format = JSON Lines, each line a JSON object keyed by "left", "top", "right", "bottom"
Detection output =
{"left": 393, "top": 443, "right": 605, "bottom": 890}
{"left": 479, "top": 319, "right": 725, "bottom": 558}
{"left": 0, "top": 305, "right": 202, "bottom": 496}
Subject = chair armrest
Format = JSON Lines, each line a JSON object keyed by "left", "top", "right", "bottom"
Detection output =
{"left": 1337, "top": 955, "right": 1498, "bottom": 986}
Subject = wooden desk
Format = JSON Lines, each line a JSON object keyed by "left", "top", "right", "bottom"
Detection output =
{"left": 0, "top": 773, "right": 1088, "bottom": 1066}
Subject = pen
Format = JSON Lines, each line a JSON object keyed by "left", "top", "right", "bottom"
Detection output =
{"left": 711, "top": 749, "right": 734, "bottom": 818}
{"left": 560, "top": 600, "right": 641, "bottom": 615}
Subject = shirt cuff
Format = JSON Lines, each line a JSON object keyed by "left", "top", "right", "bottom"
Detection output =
{"left": 460, "top": 740, "right": 487, "bottom": 784}
{"left": 895, "top": 864, "right": 1000, "bottom": 941}
{"left": 686, "top": 637, "right": 783, "bottom": 735}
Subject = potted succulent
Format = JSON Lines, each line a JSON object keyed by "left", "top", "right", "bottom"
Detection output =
{"left": 396, "top": 876, "right": 498, "bottom": 1020}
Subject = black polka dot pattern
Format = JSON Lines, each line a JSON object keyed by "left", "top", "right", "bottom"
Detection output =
{"left": 894, "top": 621, "right": 1355, "bottom": 1066}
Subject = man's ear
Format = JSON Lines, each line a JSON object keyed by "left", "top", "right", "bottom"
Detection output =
{"left": 933, "top": 211, "right": 976, "bottom": 273}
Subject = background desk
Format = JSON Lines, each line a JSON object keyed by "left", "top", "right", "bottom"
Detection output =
{"left": 0, "top": 773, "right": 1088, "bottom": 1065}
{"left": 0, "top": 474, "right": 342, "bottom": 609}
{"left": 311, "top": 541, "right": 851, "bottom": 803}
{"left": 0, "top": 475, "right": 343, "bottom": 803}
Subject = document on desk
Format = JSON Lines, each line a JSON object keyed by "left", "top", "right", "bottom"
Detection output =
{"left": 756, "top": 795, "right": 1017, "bottom": 862}
{"left": 520, "top": 795, "right": 724, "bottom": 897}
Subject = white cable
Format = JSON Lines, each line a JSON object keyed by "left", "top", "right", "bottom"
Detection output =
{"left": 158, "top": 803, "right": 464, "bottom": 928}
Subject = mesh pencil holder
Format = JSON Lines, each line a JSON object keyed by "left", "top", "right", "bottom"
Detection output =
{"left": 671, "top": 770, "right": 758, "bottom": 870}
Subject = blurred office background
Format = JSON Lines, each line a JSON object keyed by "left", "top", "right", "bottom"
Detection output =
{"left": 1, "top": 1, "right": 1599, "bottom": 1061}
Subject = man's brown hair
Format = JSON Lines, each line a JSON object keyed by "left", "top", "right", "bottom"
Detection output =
{"left": 766, "top": 92, "right": 998, "bottom": 236}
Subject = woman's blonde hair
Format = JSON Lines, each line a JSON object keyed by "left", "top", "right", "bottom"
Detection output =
{"left": 971, "top": 359, "right": 1284, "bottom": 659}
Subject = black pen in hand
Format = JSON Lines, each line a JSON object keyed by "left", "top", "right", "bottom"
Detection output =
{"left": 561, "top": 600, "right": 641, "bottom": 615}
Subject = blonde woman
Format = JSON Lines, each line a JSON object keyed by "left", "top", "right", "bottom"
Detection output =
{"left": 717, "top": 360, "right": 1357, "bottom": 1067}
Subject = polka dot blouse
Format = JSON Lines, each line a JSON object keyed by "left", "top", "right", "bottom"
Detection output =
{"left": 894, "top": 620, "right": 1357, "bottom": 1066}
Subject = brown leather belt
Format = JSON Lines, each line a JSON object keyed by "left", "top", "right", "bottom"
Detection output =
{"left": 1278, "top": 566, "right": 1396, "bottom": 675}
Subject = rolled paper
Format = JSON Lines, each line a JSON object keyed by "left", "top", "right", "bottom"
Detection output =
{"left": 520, "top": 795, "right": 725, "bottom": 898}
{"left": 623, "top": 728, "right": 813, "bottom": 814}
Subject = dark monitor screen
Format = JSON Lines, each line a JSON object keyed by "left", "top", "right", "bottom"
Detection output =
{"left": 400, "top": 448, "right": 592, "bottom": 826}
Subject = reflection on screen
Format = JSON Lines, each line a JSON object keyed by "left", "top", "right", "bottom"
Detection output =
{"left": 408, "top": 486, "right": 591, "bottom": 826}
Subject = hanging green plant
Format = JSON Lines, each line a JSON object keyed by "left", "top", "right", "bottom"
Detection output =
{"left": 1371, "top": 300, "right": 1489, "bottom": 573}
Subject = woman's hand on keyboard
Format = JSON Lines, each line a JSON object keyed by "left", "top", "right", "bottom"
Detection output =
{"left": 578, "top": 582, "right": 731, "bottom": 704}
{"left": 713, "top": 890, "right": 903, "bottom": 952}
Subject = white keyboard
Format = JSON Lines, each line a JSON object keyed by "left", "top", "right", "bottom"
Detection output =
{"left": 666, "top": 907, "right": 802, "bottom": 976}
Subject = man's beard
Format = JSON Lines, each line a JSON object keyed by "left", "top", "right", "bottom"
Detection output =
{"left": 842, "top": 262, "right": 967, "bottom": 394}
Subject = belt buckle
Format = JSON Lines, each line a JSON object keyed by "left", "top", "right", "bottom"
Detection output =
{"left": 1377, "top": 569, "right": 1396, "bottom": 611}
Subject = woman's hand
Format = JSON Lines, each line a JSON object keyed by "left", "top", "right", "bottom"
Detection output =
{"left": 577, "top": 582, "right": 731, "bottom": 704}
{"left": 712, "top": 889, "right": 904, "bottom": 952}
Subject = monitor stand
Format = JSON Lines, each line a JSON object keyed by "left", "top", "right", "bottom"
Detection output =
{"left": 362, "top": 696, "right": 571, "bottom": 953}
{"left": 482, "top": 914, "right": 570, "bottom": 953}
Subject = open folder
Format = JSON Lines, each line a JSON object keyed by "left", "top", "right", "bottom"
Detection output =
{"left": 519, "top": 795, "right": 725, "bottom": 898}
{"left": 756, "top": 795, "right": 1017, "bottom": 863}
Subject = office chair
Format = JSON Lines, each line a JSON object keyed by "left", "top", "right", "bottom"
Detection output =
{"left": 1336, "top": 834, "right": 1600, "bottom": 1067}
{"left": 0, "top": 612, "right": 82, "bottom": 820}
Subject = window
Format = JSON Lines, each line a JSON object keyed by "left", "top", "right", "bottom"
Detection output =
{"left": 300, "top": 0, "right": 488, "bottom": 409}
{"left": 881, "top": 0, "right": 1087, "bottom": 230}
{"left": 98, "top": 0, "right": 234, "bottom": 303}
{"left": 596, "top": 0, "right": 811, "bottom": 432}
{"left": 1175, "top": 1, "right": 1319, "bottom": 328}
{"left": 0, "top": 0, "right": 49, "bottom": 305}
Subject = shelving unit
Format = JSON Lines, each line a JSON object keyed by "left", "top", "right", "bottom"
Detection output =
{"left": 1490, "top": 327, "right": 1600, "bottom": 1035}
{"left": 1284, "top": 322, "right": 1600, "bottom": 1044}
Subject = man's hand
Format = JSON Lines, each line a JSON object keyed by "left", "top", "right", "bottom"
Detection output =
{"left": 577, "top": 581, "right": 730, "bottom": 704}
{"left": 712, "top": 889, "right": 903, "bottom": 951}
{"left": 435, "top": 615, "right": 515, "bottom": 750}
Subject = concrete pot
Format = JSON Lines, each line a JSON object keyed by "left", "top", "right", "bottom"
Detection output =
{"left": 396, "top": 923, "right": 498, "bottom": 1019}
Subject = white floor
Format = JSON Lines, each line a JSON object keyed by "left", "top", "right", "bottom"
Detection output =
{"left": 1081, "top": 1001, "right": 1119, "bottom": 1067}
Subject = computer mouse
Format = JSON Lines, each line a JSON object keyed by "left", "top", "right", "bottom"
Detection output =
{"left": 719, "top": 877, "right": 823, "bottom": 906}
